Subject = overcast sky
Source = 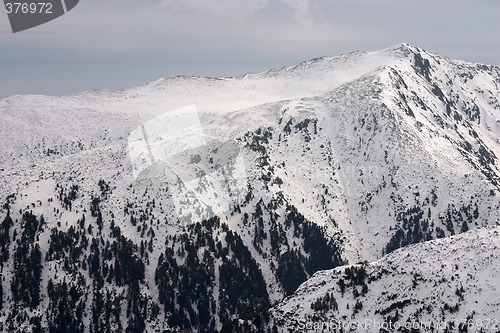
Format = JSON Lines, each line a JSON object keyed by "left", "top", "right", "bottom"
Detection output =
{"left": 1, "top": 0, "right": 499, "bottom": 98}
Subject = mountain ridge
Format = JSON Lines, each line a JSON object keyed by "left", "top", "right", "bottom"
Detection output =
{"left": 224, "top": 225, "right": 500, "bottom": 332}
{"left": 0, "top": 43, "right": 499, "bottom": 332}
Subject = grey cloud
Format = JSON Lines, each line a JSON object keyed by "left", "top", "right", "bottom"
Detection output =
{"left": 0, "top": 0, "right": 498, "bottom": 98}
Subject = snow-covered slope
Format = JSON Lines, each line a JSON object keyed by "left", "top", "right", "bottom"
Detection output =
{"left": 227, "top": 226, "right": 500, "bottom": 332}
{"left": 0, "top": 43, "right": 499, "bottom": 332}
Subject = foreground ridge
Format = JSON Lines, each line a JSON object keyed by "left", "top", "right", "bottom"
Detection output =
{"left": 225, "top": 226, "right": 500, "bottom": 332}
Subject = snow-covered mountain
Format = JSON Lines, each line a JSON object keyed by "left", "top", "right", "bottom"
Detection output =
{"left": 0, "top": 43, "right": 499, "bottom": 332}
{"left": 225, "top": 226, "right": 500, "bottom": 332}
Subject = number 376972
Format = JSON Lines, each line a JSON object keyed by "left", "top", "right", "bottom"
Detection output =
{"left": 5, "top": 2, "right": 53, "bottom": 14}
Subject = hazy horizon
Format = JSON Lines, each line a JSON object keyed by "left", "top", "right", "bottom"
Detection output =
{"left": 1, "top": 0, "right": 499, "bottom": 98}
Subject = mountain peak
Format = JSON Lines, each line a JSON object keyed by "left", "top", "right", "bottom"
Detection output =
{"left": 380, "top": 42, "right": 425, "bottom": 59}
{"left": 1, "top": 44, "right": 500, "bottom": 332}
